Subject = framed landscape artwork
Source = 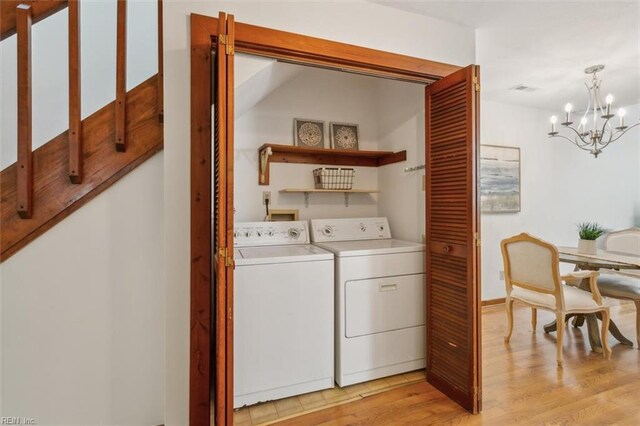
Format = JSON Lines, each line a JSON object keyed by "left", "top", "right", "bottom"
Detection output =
{"left": 480, "top": 144, "right": 521, "bottom": 213}
{"left": 293, "top": 118, "right": 326, "bottom": 148}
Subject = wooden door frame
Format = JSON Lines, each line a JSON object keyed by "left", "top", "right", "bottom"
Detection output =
{"left": 190, "top": 12, "right": 467, "bottom": 426}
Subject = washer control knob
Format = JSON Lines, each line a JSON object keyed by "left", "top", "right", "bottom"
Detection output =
{"left": 379, "top": 225, "right": 385, "bottom": 232}
{"left": 322, "top": 225, "right": 333, "bottom": 236}
{"left": 288, "top": 228, "right": 301, "bottom": 239}
{"left": 245, "top": 231, "right": 253, "bottom": 238}
{"left": 256, "top": 231, "right": 263, "bottom": 237}
{"left": 234, "top": 231, "right": 241, "bottom": 238}
{"left": 268, "top": 231, "right": 275, "bottom": 237}
{"left": 360, "top": 224, "right": 367, "bottom": 232}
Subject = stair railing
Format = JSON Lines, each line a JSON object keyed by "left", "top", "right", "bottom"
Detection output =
{"left": 9, "top": 0, "right": 163, "bottom": 218}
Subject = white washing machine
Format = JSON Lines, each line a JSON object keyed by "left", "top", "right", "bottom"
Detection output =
{"left": 233, "top": 221, "right": 334, "bottom": 408}
{"left": 310, "top": 217, "right": 425, "bottom": 387}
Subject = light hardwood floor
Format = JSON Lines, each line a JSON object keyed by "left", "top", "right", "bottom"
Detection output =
{"left": 234, "top": 370, "right": 427, "bottom": 425}
{"left": 276, "top": 301, "right": 640, "bottom": 425}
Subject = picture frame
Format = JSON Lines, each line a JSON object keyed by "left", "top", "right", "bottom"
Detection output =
{"left": 329, "top": 122, "right": 359, "bottom": 151}
{"left": 480, "top": 144, "right": 521, "bottom": 213}
{"left": 293, "top": 118, "right": 326, "bottom": 149}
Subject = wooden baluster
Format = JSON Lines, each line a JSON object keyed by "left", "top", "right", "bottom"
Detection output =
{"left": 16, "top": 4, "right": 32, "bottom": 218}
{"left": 157, "top": 0, "right": 163, "bottom": 122}
{"left": 1, "top": 1, "right": 68, "bottom": 42}
{"left": 68, "top": 0, "right": 82, "bottom": 182}
{"left": 115, "top": 0, "right": 127, "bottom": 152}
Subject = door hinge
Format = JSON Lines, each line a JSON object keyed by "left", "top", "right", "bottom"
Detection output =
{"left": 228, "top": 37, "right": 234, "bottom": 56}
{"left": 474, "top": 232, "right": 481, "bottom": 247}
{"left": 218, "top": 247, "right": 234, "bottom": 267}
{"left": 218, "top": 34, "right": 233, "bottom": 56}
{"left": 473, "top": 76, "right": 480, "bottom": 92}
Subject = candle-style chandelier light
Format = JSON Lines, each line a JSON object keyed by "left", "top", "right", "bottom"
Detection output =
{"left": 547, "top": 64, "right": 639, "bottom": 158}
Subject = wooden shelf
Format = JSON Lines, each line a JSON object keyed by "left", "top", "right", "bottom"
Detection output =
{"left": 280, "top": 189, "right": 379, "bottom": 194}
{"left": 259, "top": 144, "right": 406, "bottom": 185}
{"left": 279, "top": 188, "right": 379, "bottom": 207}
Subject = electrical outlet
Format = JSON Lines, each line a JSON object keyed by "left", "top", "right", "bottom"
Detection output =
{"left": 499, "top": 270, "right": 505, "bottom": 281}
{"left": 262, "top": 191, "right": 271, "bottom": 205}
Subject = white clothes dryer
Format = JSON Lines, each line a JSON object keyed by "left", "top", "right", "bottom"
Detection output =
{"left": 310, "top": 217, "right": 425, "bottom": 387}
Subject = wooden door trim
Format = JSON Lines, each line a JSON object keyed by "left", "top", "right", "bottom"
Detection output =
{"left": 190, "top": 12, "right": 464, "bottom": 426}
{"left": 189, "top": 12, "right": 219, "bottom": 426}
{"left": 233, "top": 21, "right": 460, "bottom": 83}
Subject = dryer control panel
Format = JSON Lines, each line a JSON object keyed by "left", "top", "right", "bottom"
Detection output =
{"left": 310, "top": 217, "right": 391, "bottom": 242}
{"left": 234, "top": 221, "right": 309, "bottom": 247}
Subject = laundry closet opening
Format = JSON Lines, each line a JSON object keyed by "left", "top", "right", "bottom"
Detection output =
{"left": 194, "top": 14, "right": 481, "bottom": 424}
{"left": 230, "top": 54, "right": 429, "bottom": 424}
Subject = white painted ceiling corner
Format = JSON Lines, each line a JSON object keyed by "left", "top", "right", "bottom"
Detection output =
{"left": 370, "top": 0, "right": 640, "bottom": 110}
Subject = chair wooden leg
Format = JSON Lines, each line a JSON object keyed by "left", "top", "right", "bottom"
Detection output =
{"left": 600, "top": 309, "right": 612, "bottom": 360}
{"left": 505, "top": 298, "right": 514, "bottom": 343}
{"left": 635, "top": 301, "right": 640, "bottom": 350}
{"left": 556, "top": 312, "right": 564, "bottom": 367}
{"left": 531, "top": 307, "right": 537, "bottom": 333}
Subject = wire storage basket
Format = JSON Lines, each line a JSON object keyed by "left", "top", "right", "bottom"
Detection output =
{"left": 313, "top": 167, "right": 355, "bottom": 190}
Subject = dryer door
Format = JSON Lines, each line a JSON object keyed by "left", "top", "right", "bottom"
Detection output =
{"left": 345, "top": 274, "right": 425, "bottom": 338}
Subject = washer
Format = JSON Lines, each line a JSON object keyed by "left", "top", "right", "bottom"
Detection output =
{"left": 233, "top": 221, "right": 334, "bottom": 408}
{"left": 310, "top": 217, "right": 425, "bottom": 387}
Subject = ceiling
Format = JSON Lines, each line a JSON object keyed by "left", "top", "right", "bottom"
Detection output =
{"left": 373, "top": 1, "right": 640, "bottom": 112}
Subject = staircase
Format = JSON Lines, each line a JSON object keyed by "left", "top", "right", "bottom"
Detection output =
{"left": 0, "top": 0, "right": 164, "bottom": 261}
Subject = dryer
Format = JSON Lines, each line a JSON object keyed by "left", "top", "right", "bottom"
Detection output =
{"left": 234, "top": 221, "right": 334, "bottom": 408}
{"left": 310, "top": 217, "right": 425, "bottom": 387}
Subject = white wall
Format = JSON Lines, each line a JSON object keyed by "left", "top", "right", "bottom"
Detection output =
{"left": 480, "top": 101, "right": 640, "bottom": 300}
{"left": 0, "top": 153, "right": 165, "bottom": 426}
{"left": 164, "top": 2, "right": 474, "bottom": 423}
{"left": 0, "top": 1, "right": 163, "bottom": 424}
{"left": 376, "top": 79, "right": 425, "bottom": 243}
{"left": 235, "top": 65, "right": 381, "bottom": 222}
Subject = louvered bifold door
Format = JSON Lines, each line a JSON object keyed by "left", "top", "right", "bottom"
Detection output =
{"left": 223, "top": 13, "right": 236, "bottom": 426}
{"left": 212, "top": 36, "right": 228, "bottom": 426}
{"left": 424, "top": 65, "right": 481, "bottom": 413}
{"left": 212, "top": 11, "right": 235, "bottom": 426}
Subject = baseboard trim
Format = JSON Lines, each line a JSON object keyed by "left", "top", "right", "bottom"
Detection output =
{"left": 482, "top": 297, "right": 506, "bottom": 306}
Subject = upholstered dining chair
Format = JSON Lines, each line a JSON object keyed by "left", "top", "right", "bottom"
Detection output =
{"left": 597, "top": 227, "right": 640, "bottom": 347}
{"left": 501, "top": 233, "right": 611, "bottom": 366}
{"left": 605, "top": 227, "right": 640, "bottom": 261}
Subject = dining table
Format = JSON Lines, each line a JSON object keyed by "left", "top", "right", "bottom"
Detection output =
{"left": 542, "top": 247, "right": 640, "bottom": 353}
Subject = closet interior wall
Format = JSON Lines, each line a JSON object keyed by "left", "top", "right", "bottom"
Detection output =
{"left": 234, "top": 57, "right": 425, "bottom": 237}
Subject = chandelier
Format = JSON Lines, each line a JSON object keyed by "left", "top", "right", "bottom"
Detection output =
{"left": 547, "top": 64, "right": 638, "bottom": 158}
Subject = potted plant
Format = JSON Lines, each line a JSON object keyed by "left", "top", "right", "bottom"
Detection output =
{"left": 576, "top": 222, "right": 606, "bottom": 255}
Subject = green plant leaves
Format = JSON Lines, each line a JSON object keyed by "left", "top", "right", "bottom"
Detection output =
{"left": 577, "top": 222, "right": 606, "bottom": 240}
